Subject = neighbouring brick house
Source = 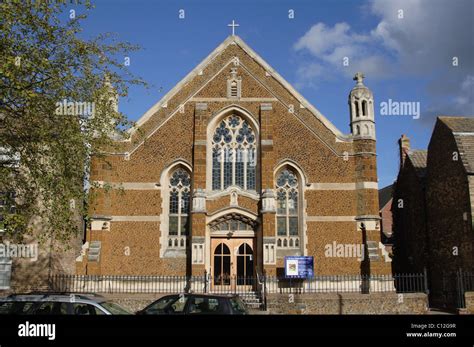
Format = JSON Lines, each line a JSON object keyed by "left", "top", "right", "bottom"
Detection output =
{"left": 0, "top": 151, "right": 82, "bottom": 292}
{"left": 392, "top": 117, "right": 474, "bottom": 307}
{"left": 378, "top": 184, "right": 393, "bottom": 254}
{"left": 392, "top": 136, "right": 429, "bottom": 274}
{"left": 76, "top": 35, "right": 391, "bottom": 283}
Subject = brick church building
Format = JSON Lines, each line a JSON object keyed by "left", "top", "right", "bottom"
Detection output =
{"left": 76, "top": 34, "right": 390, "bottom": 282}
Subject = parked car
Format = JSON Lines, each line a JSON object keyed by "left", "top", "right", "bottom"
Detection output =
{"left": 136, "top": 293, "right": 248, "bottom": 315}
{"left": 0, "top": 293, "right": 131, "bottom": 315}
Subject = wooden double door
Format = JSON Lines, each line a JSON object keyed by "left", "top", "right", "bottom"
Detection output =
{"left": 211, "top": 238, "right": 254, "bottom": 289}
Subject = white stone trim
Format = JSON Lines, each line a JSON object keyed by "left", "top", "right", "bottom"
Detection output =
{"left": 195, "top": 102, "right": 208, "bottom": 111}
{"left": 261, "top": 189, "right": 276, "bottom": 213}
{"left": 453, "top": 132, "right": 474, "bottom": 136}
{"left": 231, "top": 36, "right": 346, "bottom": 138}
{"left": 122, "top": 35, "right": 352, "bottom": 157}
{"left": 260, "top": 103, "right": 273, "bottom": 111}
{"left": 263, "top": 241, "right": 276, "bottom": 265}
{"left": 125, "top": 57, "right": 238, "bottom": 156}
{"left": 274, "top": 159, "right": 309, "bottom": 187}
{"left": 206, "top": 186, "right": 260, "bottom": 201}
{"left": 130, "top": 34, "right": 343, "bottom": 135}
{"left": 91, "top": 220, "right": 110, "bottom": 230}
{"left": 274, "top": 162, "right": 308, "bottom": 256}
{"left": 191, "top": 97, "right": 278, "bottom": 102}
{"left": 92, "top": 181, "right": 160, "bottom": 190}
{"left": 206, "top": 207, "right": 258, "bottom": 221}
{"left": 307, "top": 182, "right": 379, "bottom": 190}
{"left": 306, "top": 216, "right": 356, "bottom": 222}
{"left": 111, "top": 216, "right": 161, "bottom": 222}
{"left": 159, "top": 160, "right": 193, "bottom": 258}
{"left": 192, "top": 188, "right": 206, "bottom": 213}
{"left": 355, "top": 218, "right": 381, "bottom": 232}
{"left": 192, "top": 243, "right": 205, "bottom": 264}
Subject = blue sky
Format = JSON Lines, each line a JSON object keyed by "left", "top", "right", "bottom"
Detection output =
{"left": 73, "top": 0, "right": 473, "bottom": 188}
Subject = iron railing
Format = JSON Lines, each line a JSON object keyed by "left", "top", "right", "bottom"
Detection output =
{"left": 456, "top": 269, "right": 473, "bottom": 309}
{"left": 46, "top": 272, "right": 425, "bottom": 295}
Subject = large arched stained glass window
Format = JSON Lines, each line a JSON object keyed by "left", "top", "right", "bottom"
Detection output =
{"left": 212, "top": 115, "right": 256, "bottom": 191}
{"left": 276, "top": 169, "right": 300, "bottom": 248}
{"left": 169, "top": 168, "right": 191, "bottom": 245}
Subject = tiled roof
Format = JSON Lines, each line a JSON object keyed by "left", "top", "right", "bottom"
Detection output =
{"left": 440, "top": 117, "right": 474, "bottom": 174}
{"left": 453, "top": 134, "right": 474, "bottom": 174}
{"left": 407, "top": 150, "right": 428, "bottom": 178}
{"left": 378, "top": 184, "right": 393, "bottom": 210}
{"left": 439, "top": 116, "right": 474, "bottom": 132}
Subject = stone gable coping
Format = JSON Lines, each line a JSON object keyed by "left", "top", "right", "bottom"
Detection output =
{"left": 121, "top": 35, "right": 353, "bottom": 157}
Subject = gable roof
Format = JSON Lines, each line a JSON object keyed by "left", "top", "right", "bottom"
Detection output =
{"left": 129, "top": 35, "right": 347, "bottom": 140}
{"left": 407, "top": 149, "right": 428, "bottom": 178}
{"left": 439, "top": 117, "right": 474, "bottom": 174}
{"left": 439, "top": 116, "right": 474, "bottom": 132}
{"left": 378, "top": 184, "right": 393, "bottom": 210}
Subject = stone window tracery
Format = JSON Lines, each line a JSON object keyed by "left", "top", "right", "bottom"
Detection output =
{"left": 212, "top": 115, "right": 256, "bottom": 191}
{"left": 168, "top": 168, "right": 191, "bottom": 248}
{"left": 275, "top": 168, "right": 300, "bottom": 249}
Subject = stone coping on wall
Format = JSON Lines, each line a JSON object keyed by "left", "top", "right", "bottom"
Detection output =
{"left": 266, "top": 292, "right": 428, "bottom": 315}
{"left": 101, "top": 292, "right": 428, "bottom": 315}
{"left": 464, "top": 291, "right": 474, "bottom": 314}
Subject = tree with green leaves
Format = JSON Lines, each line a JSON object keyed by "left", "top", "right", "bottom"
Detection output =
{"left": 0, "top": 1, "right": 146, "bottom": 247}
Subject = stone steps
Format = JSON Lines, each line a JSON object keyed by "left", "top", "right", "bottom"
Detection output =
{"left": 238, "top": 292, "right": 263, "bottom": 309}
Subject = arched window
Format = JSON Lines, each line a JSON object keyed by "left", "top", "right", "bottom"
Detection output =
{"left": 362, "top": 100, "right": 368, "bottom": 116}
{"left": 210, "top": 219, "right": 253, "bottom": 232}
{"left": 169, "top": 168, "right": 191, "bottom": 239}
{"left": 212, "top": 114, "right": 256, "bottom": 191}
{"left": 276, "top": 168, "right": 300, "bottom": 248}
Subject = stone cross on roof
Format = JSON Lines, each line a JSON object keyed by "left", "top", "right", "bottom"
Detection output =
{"left": 354, "top": 72, "right": 365, "bottom": 85}
{"left": 228, "top": 20, "right": 239, "bottom": 36}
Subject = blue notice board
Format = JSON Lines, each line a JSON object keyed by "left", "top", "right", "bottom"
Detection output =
{"left": 284, "top": 256, "right": 314, "bottom": 279}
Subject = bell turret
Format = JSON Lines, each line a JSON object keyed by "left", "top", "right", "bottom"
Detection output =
{"left": 349, "top": 72, "right": 375, "bottom": 140}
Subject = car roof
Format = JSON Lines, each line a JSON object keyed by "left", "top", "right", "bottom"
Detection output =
{"left": 163, "top": 293, "right": 241, "bottom": 299}
{"left": 0, "top": 292, "right": 106, "bottom": 303}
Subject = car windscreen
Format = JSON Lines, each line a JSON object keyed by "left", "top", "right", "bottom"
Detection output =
{"left": 229, "top": 297, "right": 247, "bottom": 314}
{"left": 100, "top": 301, "right": 131, "bottom": 315}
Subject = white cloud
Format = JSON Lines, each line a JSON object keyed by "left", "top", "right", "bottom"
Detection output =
{"left": 293, "top": 0, "right": 474, "bottom": 119}
{"left": 294, "top": 62, "right": 325, "bottom": 90}
{"left": 294, "top": 23, "right": 360, "bottom": 56}
{"left": 294, "top": 21, "right": 389, "bottom": 79}
{"left": 455, "top": 75, "right": 474, "bottom": 108}
{"left": 369, "top": 0, "right": 473, "bottom": 75}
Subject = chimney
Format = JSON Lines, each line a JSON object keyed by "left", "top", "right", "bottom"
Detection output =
{"left": 398, "top": 134, "right": 410, "bottom": 168}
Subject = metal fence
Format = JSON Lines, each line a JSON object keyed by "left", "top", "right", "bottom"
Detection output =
{"left": 453, "top": 269, "right": 473, "bottom": 309}
{"left": 264, "top": 273, "right": 426, "bottom": 294}
{"left": 48, "top": 275, "right": 206, "bottom": 294}
{"left": 436, "top": 269, "right": 474, "bottom": 309}
{"left": 47, "top": 272, "right": 426, "bottom": 295}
